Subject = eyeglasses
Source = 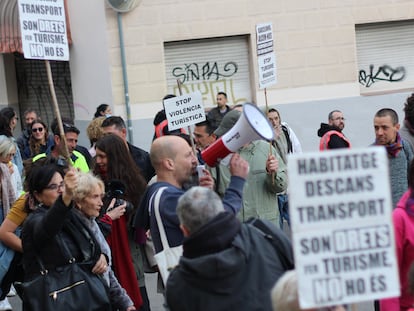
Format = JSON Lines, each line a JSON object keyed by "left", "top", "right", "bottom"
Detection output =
{"left": 31, "top": 127, "right": 44, "bottom": 133}
{"left": 45, "top": 182, "right": 65, "bottom": 191}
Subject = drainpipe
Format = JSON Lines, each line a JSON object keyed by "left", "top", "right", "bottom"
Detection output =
{"left": 117, "top": 12, "right": 133, "bottom": 143}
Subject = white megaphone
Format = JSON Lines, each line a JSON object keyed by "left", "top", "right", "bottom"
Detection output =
{"left": 201, "top": 103, "right": 274, "bottom": 167}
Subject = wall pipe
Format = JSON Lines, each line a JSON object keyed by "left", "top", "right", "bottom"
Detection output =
{"left": 117, "top": 12, "right": 133, "bottom": 143}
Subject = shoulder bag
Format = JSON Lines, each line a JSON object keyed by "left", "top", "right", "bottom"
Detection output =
{"left": 152, "top": 187, "right": 183, "bottom": 285}
{"left": 15, "top": 235, "right": 112, "bottom": 311}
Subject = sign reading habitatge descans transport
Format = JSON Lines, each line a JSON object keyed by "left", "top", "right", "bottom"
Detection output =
{"left": 287, "top": 147, "right": 399, "bottom": 309}
{"left": 18, "top": 0, "right": 69, "bottom": 61}
{"left": 163, "top": 91, "right": 206, "bottom": 131}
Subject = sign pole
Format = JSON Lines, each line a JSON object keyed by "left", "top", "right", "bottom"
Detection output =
{"left": 45, "top": 60, "right": 71, "bottom": 163}
{"left": 176, "top": 79, "right": 197, "bottom": 157}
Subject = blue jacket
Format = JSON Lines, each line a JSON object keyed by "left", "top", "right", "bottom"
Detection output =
{"left": 135, "top": 176, "right": 245, "bottom": 253}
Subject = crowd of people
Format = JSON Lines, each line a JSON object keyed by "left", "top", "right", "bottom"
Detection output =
{"left": 0, "top": 92, "right": 413, "bottom": 311}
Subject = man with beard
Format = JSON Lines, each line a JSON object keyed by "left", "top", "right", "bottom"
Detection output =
{"left": 135, "top": 135, "right": 249, "bottom": 255}
{"left": 317, "top": 110, "right": 351, "bottom": 150}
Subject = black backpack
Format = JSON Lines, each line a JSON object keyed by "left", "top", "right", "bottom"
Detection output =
{"left": 246, "top": 217, "right": 294, "bottom": 270}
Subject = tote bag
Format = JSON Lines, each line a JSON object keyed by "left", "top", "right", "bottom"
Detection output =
{"left": 152, "top": 187, "right": 182, "bottom": 285}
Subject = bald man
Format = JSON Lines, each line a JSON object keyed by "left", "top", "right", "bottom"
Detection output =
{"left": 135, "top": 135, "right": 249, "bottom": 254}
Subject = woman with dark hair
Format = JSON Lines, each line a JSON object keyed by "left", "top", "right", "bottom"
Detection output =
{"left": 0, "top": 108, "right": 23, "bottom": 176}
{"left": 94, "top": 104, "right": 112, "bottom": 119}
{"left": 94, "top": 134, "right": 148, "bottom": 310}
{"left": 21, "top": 165, "right": 111, "bottom": 310}
{"left": 22, "top": 119, "right": 54, "bottom": 160}
{"left": 380, "top": 160, "right": 414, "bottom": 310}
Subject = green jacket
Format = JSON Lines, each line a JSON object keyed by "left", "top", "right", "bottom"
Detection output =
{"left": 210, "top": 140, "right": 287, "bottom": 225}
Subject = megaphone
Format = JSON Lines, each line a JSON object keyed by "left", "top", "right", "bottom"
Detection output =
{"left": 201, "top": 103, "right": 274, "bottom": 167}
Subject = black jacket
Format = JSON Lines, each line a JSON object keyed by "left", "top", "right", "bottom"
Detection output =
{"left": 317, "top": 123, "right": 350, "bottom": 149}
{"left": 166, "top": 212, "right": 293, "bottom": 311}
{"left": 127, "top": 142, "right": 155, "bottom": 182}
{"left": 22, "top": 196, "right": 101, "bottom": 279}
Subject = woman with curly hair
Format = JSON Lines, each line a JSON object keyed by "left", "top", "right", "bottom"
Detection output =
{"left": 94, "top": 134, "right": 148, "bottom": 310}
{"left": 86, "top": 116, "right": 106, "bottom": 157}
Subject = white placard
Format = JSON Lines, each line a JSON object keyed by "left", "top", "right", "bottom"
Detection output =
{"left": 258, "top": 53, "right": 277, "bottom": 89}
{"left": 163, "top": 91, "right": 205, "bottom": 131}
{"left": 18, "top": 0, "right": 69, "bottom": 61}
{"left": 256, "top": 22, "right": 277, "bottom": 89}
{"left": 288, "top": 147, "right": 399, "bottom": 309}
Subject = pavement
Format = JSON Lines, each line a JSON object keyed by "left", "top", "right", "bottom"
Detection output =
{"left": 7, "top": 272, "right": 376, "bottom": 311}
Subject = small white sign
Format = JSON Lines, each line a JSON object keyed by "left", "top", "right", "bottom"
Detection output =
{"left": 258, "top": 53, "right": 277, "bottom": 89}
{"left": 163, "top": 91, "right": 206, "bottom": 131}
{"left": 18, "top": 0, "right": 69, "bottom": 61}
{"left": 288, "top": 147, "right": 399, "bottom": 309}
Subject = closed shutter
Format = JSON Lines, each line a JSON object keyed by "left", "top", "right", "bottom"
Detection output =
{"left": 164, "top": 35, "right": 252, "bottom": 108}
{"left": 356, "top": 20, "right": 414, "bottom": 93}
{"left": 15, "top": 55, "right": 74, "bottom": 126}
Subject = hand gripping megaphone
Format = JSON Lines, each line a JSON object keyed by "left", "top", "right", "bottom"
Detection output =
{"left": 201, "top": 103, "right": 274, "bottom": 167}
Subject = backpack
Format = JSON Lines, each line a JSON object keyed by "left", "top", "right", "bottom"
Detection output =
{"left": 246, "top": 218, "right": 294, "bottom": 270}
{"left": 281, "top": 125, "right": 293, "bottom": 154}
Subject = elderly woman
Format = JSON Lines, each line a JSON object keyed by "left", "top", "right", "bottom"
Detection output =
{"left": 0, "top": 107, "right": 23, "bottom": 176}
{"left": 72, "top": 171, "right": 136, "bottom": 311}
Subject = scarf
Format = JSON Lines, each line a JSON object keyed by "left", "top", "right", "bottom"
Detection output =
{"left": 374, "top": 132, "right": 403, "bottom": 158}
{"left": 0, "top": 163, "right": 16, "bottom": 218}
{"left": 72, "top": 208, "right": 112, "bottom": 285}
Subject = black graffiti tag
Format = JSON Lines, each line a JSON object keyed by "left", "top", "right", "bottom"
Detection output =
{"left": 359, "top": 64, "right": 406, "bottom": 87}
{"left": 172, "top": 61, "right": 238, "bottom": 83}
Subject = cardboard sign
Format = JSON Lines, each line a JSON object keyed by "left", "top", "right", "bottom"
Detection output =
{"left": 288, "top": 147, "right": 399, "bottom": 309}
{"left": 18, "top": 0, "right": 69, "bottom": 60}
{"left": 163, "top": 91, "right": 205, "bottom": 131}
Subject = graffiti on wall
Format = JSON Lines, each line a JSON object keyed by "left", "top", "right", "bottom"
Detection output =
{"left": 171, "top": 61, "right": 247, "bottom": 105}
{"left": 359, "top": 64, "right": 406, "bottom": 87}
{"left": 172, "top": 61, "right": 238, "bottom": 83}
{"left": 172, "top": 79, "right": 247, "bottom": 106}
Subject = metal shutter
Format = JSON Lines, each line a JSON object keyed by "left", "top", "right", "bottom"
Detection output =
{"left": 356, "top": 20, "right": 414, "bottom": 93}
{"left": 164, "top": 35, "right": 252, "bottom": 108}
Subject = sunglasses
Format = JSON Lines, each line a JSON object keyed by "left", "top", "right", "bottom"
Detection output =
{"left": 31, "top": 127, "right": 44, "bottom": 133}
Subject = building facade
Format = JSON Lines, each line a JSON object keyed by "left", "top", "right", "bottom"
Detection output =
{"left": 1, "top": 0, "right": 414, "bottom": 151}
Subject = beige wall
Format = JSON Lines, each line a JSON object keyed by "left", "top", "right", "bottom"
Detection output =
{"left": 65, "top": 0, "right": 414, "bottom": 151}
{"left": 101, "top": 0, "right": 414, "bottom": 119}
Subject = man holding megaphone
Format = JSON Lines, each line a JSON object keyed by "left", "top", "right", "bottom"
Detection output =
{"left": 204, "top": 104, "right": 287, "bottom": 226}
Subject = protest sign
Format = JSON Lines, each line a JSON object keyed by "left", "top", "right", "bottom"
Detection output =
{"left": 18, "top": 0, "right": 69, "bottom": 61}
{"left": 163, "top": 91, "right": 205, "bottom": 131}
{"left": 256, "top": 22, "right": 277, "bottom": 89}
{"left": 288, "top": 147, "right": 399, "bottom": 309}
